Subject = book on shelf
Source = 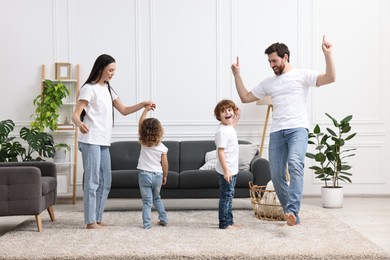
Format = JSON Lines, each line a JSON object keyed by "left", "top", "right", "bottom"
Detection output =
{"left": 57, "top": 124, "right": 75, "bottom": 130}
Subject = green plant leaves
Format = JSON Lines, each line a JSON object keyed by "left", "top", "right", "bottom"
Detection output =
{"left": 326, "top": 127, "right": 337, "bottom": 137}
{"left": 345, "top": 133, "right": 357, "bottom": 140}
{"left": 306, "top": 113, "right": 357, "bottom": 187}
{"left": 0, "top": 121, "right": 56, "bottom": 162}
{"left": 314, "top": 124, "right": 321, "bottom": 134}
{"left": 20, "top": 127, "right": 55, "bottom": 160}
{"left": 325, "top": 113, "right": 339, "bottom": 127}
{"left": 30, "top": 80, "right": 70, "bottom": 131}
{"left": 0, "top": 119, "right": 15, "bottom": 143}
{"left": 340, "top": 115, "right": 353, "bottom": 124}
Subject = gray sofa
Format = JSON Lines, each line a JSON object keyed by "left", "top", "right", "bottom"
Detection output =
{"left": 109, "top": 140, "right": 271, "bottom": 198}
{"left": 0, "top": 161, "right": 57, "bottom": 232}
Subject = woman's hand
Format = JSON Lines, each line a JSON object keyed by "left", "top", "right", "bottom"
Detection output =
{"left": 143, "top": 101, "right": 156, "bottom": 111}
{"left": 78, "top": 123, "right": 89, "bottom": 134}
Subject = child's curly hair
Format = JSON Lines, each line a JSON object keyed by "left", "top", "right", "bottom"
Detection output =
{"left": 139, "top": 118, "right": 164, "bottom": 147}
{"left": 214, "top": 99, "right": 238, "bottom": 121}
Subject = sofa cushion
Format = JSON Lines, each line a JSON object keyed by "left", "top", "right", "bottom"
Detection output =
{"left": 110, "top": 141, "right": 180, "bottom": 173}
{"left": 180, "top": 170, "right": 253, "bottom": 189}
{"left": 111, "top": 170, "right": 139, "bottom": 188}
{"left": 199, "top": 144, "right": 258, "bottom": 171}
{"left": 163, "top": 171, "right": 179, "bottom": 189}
{"left": 199, "top": 150, "right": 217, "bottom": 170}
{"left": 162, "top": 141, "right": 180, "bottom": 173}
{"left": 235, "top": 171, "right": 254, "bottom": 188}
{"left": 180, "top": 141, "right": 216, "bottom": 171}
{"left": 111, "top": 170, "right": 180, "bottom": 189}
{"left": 180, "top": 170, "right": 219, "bottom": 188}
{"left": 239, "top": 144, "right": 258, "bottom": 171}
{"left": 41, "top": 176, "right": 57, "bottom": 195}
{"left": 110, "top": 142, "right": 140, "bottom": 170}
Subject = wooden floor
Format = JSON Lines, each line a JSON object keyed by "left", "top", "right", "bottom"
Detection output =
{"left": 303, "top": 197, "right": 390, "bottom": 254}
{"left": 1, "top": 197, "right": 389, "bottom": 254}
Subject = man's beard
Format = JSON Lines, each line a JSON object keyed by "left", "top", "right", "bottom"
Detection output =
{"left": 273, "top": 63, "right": 285, "bottom": 76}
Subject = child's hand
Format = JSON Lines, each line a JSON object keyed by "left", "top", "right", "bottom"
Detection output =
{"left": 143, "top": 101, "right": 156, "bottom": 111}
{"left": 224, "top": 171, "right": 232, "bottom": 184}
{"left": 234, "top": 107, "right": 241, "bottom": 118}
{"left": 145, "top": 103, "right": 156, "bottom": 111}
{"left": 162, "top": 176, "right": 167, "bottom": 185}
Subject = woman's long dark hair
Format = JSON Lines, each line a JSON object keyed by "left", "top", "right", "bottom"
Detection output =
{"left": 80, "top": 54, "right": 117, "bottom": 126}
{"left": 84, "top": 54, "right": 116, "bottom": 85}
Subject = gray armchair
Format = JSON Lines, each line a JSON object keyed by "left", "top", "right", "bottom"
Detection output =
{"left": 0, "top": 161, "right": 57, "bottom": 232}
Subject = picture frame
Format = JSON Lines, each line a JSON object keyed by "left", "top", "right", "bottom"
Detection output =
{"left": 55, "top": 62, "right": 71, "bottom": 80}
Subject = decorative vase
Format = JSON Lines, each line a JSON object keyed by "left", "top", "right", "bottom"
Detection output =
{"left": 321, "top": 186, "right": 343, "bottom": 208}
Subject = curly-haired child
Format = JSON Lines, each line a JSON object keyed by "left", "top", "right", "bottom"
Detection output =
{"left": 137, "top": 104, "right": 168, "bottom": 229}
{"left": 214, "top": 99, "right": 241, "bottom": 229}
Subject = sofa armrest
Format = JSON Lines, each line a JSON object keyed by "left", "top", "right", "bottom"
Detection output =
{"left": 0, "top": 162, "right": 56, "bottom": 178}
{"left": 0, "top": 167, "right": 42, "bottom": 216}
{"left": 250, "top": 156, "right": 271, "bottom": 186}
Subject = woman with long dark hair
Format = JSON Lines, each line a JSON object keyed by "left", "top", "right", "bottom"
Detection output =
{"left": 72, "top": 54, "right": 155, "bottom": 229}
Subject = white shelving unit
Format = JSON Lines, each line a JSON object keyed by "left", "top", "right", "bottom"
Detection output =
{"left": 41, "top": 64, "right": 79, "bottom": 204}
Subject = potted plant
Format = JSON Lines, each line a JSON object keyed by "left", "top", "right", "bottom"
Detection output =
{"left": 53, "top": 142, "right": 71, "bottom": 163}
{"left": 0, "top": 119, "right": 23, "bottom": 162}
{"left": 30, "top": 79, "right": 70, "bottom": 132}
{"left": 306, "top": 113, "right": 357, "bottom": 208}
{"left": 0, "top": 119, "right": 56, "bottom": 162}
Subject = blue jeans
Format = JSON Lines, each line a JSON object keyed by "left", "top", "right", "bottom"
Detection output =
{"left": 138, "top": 170, "right": 168, "bottom": 229}
{"left": 268, "top": 128, "right": 308, "bottom": 224}
{"left": 78, "top": 142, "right": 112, "bottom": 225}
{"left": 217, "top": 174, "right": 237, "bottom": 229}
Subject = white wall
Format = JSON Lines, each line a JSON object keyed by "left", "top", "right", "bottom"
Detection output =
{"left": 1, "top": 0, "right": 389, "bottom": 196}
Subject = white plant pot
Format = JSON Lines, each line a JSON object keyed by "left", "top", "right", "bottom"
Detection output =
{"left": 53, "top": 149, "right": 67, "bottom": 163}
{"left": 321, "top": 186, "right": 343, "bottom": 208}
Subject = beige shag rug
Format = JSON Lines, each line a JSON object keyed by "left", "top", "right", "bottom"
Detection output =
{"left": 0, "top": 206, "right": 388, "bottom": 260}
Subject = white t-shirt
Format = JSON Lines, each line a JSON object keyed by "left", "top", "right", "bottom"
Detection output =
{"left": 137, "top": 143, "right": 168, "bottom": 173}
{"left": 77, "top": 83, "right": 118, "bottom": 146}
{"left": 215, "top": 124, "right": 239, "bottom": 176}
{"left": 251, "top": 68, "right": 318, "bottom": 133}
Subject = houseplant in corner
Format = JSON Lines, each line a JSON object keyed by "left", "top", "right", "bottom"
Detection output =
{"left": 306, "top": 113, "right": 357, "bottom": 208}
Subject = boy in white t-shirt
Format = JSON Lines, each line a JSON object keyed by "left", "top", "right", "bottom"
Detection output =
{"left": 214, "top": 99, "right": 241, "bottom": 229}
{"left": 137, "top": 104, "right": 168, "bottom": 229}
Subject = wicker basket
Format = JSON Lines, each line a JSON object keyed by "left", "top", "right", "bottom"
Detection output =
{"left": 249, "top": 181, "right": 285, "bottom": 221}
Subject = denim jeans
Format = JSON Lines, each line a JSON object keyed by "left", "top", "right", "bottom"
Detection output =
{"left": 78, "top": 142, "right": 112, "bottom": 225}
{"left": 217, "top": 174, "right": 237, "bottom": 229}
{"left": 268, "top": 128, "right": 308, "bottom": 224}
{"left": 138, "top": 170, "right": 168, "bottom": 229}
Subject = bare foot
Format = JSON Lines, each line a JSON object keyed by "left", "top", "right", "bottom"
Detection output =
{"left": 86, "top": 223, "right": 105, "bottom": 229}
{"left": 97, "top": 222, "right": 109, "bottom": 227}
{"left": 226, "top": 224, "right": 240, "bottom": 230}
{"left": 284, "top": 213, "right": 296, "bottom": 226}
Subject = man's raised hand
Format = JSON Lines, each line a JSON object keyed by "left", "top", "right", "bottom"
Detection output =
{"left": 231, "top": 56, "right": 240, "bottom": 76}
{"left": 322, "top": 35, "right": 333, "bottom": 55}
